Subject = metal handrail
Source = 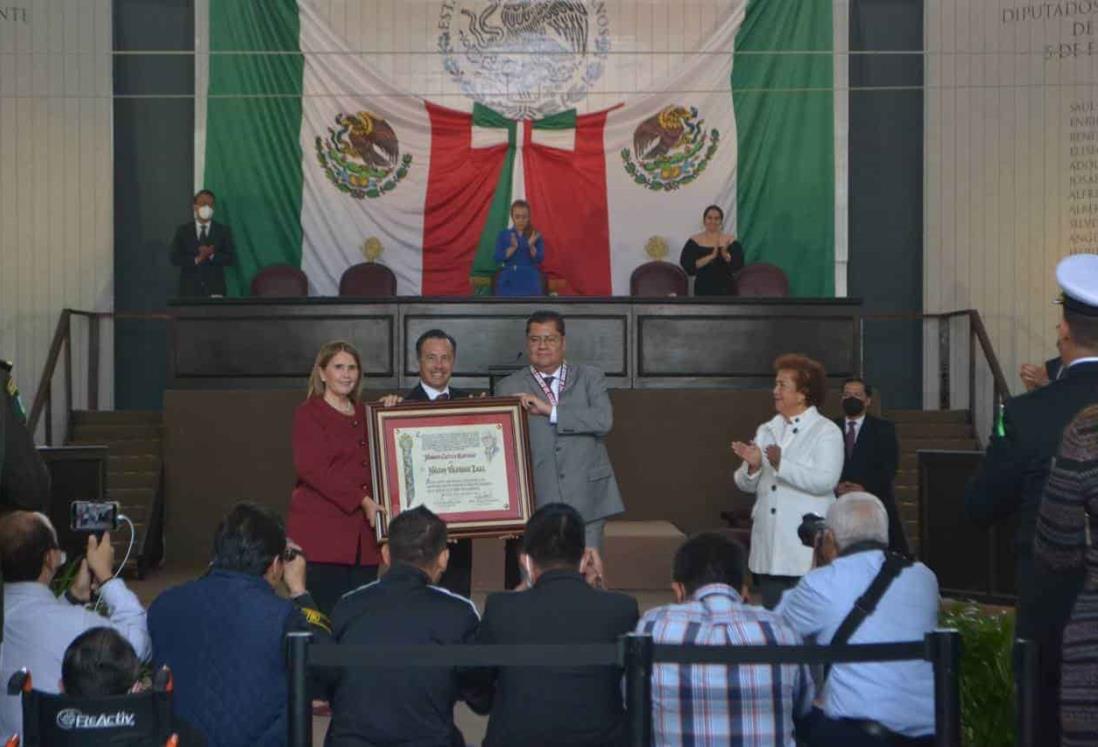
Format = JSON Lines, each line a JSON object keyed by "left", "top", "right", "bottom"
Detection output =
{"left": 862, "top": 309, "right": 1011, "bottom": 439}
{"left": 27, "top": 308, "right": 173, "bottom": 444}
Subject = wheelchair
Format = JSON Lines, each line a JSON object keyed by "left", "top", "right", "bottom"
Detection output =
{"left": 5, "top": 666, "right": 180, "bottom": 746}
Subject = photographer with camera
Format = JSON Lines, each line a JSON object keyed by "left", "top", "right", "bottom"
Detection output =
{"left": 777, "top": 493, "right": 939, "bottom": 747}
{"left": 148, "top": 502, "right": 330, "bottom": 747}
{"left": 0, "top": 511, "right": 149, "bottom": 739}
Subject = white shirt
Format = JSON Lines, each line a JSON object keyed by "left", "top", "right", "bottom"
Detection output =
{"left": 535, "top": 365, "right": 562, "bottom": 424}
{"left": 1067, "top": 356, "right": 1098, "bottom": 370}
{"left": 0, "top": 579, "right": 150, "bottom": 738}
{"left": 195, "top": 219, "right": 211, "bottom": 241}
{"left": 419, "top": 380, "right": 451, "bottom": 400}
{"left": 842, "top": 414, "right": 866, "bottom": 442}
{"left": 776, "top": 550, "right": 940, "bottom": 737}
{"left": 733, "top": 406, "right": 844, "bottom": 576}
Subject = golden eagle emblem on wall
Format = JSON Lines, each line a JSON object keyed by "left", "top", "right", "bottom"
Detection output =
{"left": 621, "top": 105, "right": 719, "bottom": 191}
{"left": 315, "top": 111, "right": 412, "bottom": 199}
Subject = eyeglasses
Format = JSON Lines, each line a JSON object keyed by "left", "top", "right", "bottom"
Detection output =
{"left": 527, "top": 335, "right": 562, "bottom": 345}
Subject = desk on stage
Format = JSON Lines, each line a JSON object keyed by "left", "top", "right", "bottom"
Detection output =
{"left": 168, "top": 296, "right": 863, "bottom": 389}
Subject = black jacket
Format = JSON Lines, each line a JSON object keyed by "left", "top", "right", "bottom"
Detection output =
{"left": 834, "top": 414, "right": 907, "bottom": 554}
{"left": 475, "top": 569, "right": 639, "bottom": 747}
{"left": 324, "top": 563, "right": 487, "bottom": 747}
{"left": 0, "top": 364, "right": 50, "bottom": 511}
{"left": 169, "top": 220, "right": 235, "bottom": 297}
{"left": 402, "top": 383, "right": 473, "bottom": 402}
{"left": 965, "top": 360, "right": 1098, "bottom": 634}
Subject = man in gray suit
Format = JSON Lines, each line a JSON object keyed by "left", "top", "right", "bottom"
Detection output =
{"left": 496, "top": 310, "right": 624, "bottom": 583}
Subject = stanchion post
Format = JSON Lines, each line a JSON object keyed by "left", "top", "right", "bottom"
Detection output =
{"left": 927, "top": 629, "right": 962, "bottom": 747}
{"left": 287, "top": 631, "right": 313, "bottom": 747}
{"left": 623, "top": 633, "right": 653, "bottom": 747}
{"left": 1014, "top": 638, "right": 1038, "bottom": 747}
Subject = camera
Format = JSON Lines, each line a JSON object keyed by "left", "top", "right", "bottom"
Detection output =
{"left": 797, "top": 512, "right": 827, "bottom": 548}
{"left": 69, "top": 500, "right": 119, "bottom": 533}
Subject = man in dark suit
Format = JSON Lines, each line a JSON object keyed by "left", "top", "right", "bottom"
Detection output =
{"left": 379, "top": 329, "right": 475, "bottom": 597}
{"left": 475, "top": 503, "right": 639, "bottom": 747}
{"left": 168, "top": 189, "right": 235, "bottom": 297}
{"left": 834, "top": 377, "right": 908, "bottom": 555}
{"left": 965, "top": 254, "right": 1098, "bottom": 744}
{"left": 0, "top": 360, "right": 50, "bottom": 511}
{"left": 325, "top": 506, "right": 489, "bottom": 747}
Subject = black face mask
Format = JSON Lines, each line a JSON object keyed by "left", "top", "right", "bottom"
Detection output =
{"left": 841, "top": 397, "right": 866, "bottom": 417}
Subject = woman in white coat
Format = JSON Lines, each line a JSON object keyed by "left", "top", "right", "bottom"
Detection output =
{"left": 731, "top": 354, "right": 844, "bottom": 608}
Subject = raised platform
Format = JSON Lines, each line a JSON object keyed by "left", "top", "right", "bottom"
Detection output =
{"left": 162, "top": 387, "right": 835, "bottom": 575}
{"left": 168, "top": 296, "right": 862, "bottom": 391}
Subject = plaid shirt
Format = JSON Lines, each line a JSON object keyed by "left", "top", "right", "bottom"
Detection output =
{"left": 637, "top": 584, "right": 814, "bottom": 747}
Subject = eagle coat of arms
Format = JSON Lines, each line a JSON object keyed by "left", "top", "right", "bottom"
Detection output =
{"left": 315, "top": 111, "right": 412, "bottom": 199}
{"left": 621, "top": 105, "right": 720, "bottom": 192}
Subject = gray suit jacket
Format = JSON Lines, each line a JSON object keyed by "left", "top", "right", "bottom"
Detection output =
{"left": 497, "top": 363, "right": 625, "bottom": 529}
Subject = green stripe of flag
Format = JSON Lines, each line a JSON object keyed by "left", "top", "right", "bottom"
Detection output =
{"left": 733, "top": 0, "right": 834, "bottom": 297}
{"left": 206, "top": 0, "right": 305, "bottom": 296}
{"left": 470, "top": 104, "right": 517, "bottom": 293}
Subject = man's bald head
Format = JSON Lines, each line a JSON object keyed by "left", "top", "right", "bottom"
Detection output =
{"left": 0, "top": 511, "right": 58, "bottom": 582}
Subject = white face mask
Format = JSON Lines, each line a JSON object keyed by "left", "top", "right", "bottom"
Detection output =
{"left": 196, "top": 205, "right": 214, "bottom": 221}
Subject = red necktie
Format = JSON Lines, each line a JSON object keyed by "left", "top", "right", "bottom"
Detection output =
{"left": 845, "top": 420, "right": 857, "bottom": 460}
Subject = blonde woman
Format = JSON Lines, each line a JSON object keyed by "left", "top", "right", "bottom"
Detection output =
{"left": 288, "top": 340, "right": 382, "bottom": 614}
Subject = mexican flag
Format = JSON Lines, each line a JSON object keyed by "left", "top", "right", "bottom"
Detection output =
{"left": 200, "top": 0, "right": 838, "bottom": 297}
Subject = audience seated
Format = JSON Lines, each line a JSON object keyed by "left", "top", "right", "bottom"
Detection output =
{"left": 637, "top": 532, "right": 812, "bottom": 747}
{"left": 0, "top": 512, "right": 149, "bottom": 739}
{"left": 324, "top": 506, "right": 488, "bottom": 746}
{"left": 475, "top": 503, "right": 639, "bottom": 747}
{"left": 776, "top": 492, "right": 939, "bottom": 747}
{"left": 55, "top": 627, "right": 204, "bottom": 745}
{"left": 147, "top": 502, "right": 330, "bottom": 747}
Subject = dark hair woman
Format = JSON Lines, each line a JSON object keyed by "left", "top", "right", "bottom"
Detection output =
{"left": 679, "top": 204, "right": 745, "bottom": 295}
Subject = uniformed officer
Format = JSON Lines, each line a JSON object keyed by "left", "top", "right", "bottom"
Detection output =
{"left": 964, "top": 253, "right": 1098, "bottom": 744}
{"left": 0, "top": 361, "right": 50, "bottom": 511}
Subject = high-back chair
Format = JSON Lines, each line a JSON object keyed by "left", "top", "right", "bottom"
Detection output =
{"left": 629, "top": 261, "right": 689, "bottom": 297}
{"left": 250, "top": 265, "right": 309, "bottom": 298}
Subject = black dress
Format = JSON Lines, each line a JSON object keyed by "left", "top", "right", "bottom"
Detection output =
{"left": 679, "top": 239, "right": 745, "bottom": 295}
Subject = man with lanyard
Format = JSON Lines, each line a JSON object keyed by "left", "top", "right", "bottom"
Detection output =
{"left": 496, "top": 310, "right": 624, "bottom": 587}
{"left": 966, "top": 253, "right": 1098, "bottom": 744}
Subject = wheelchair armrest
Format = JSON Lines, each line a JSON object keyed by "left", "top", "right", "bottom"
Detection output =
{"left": 6, "top": 670, "right": 30, "bottom": 697}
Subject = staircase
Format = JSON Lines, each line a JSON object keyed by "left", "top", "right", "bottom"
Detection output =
{"left": 886, "top": 409, "right": 979, "bottom": 556}
{"left": 68, "top": 410, "right": 165, "bottom": 577}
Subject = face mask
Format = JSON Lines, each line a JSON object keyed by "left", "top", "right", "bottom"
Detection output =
{"left": 196, "top": 205, "right": 214, "bottom": 221}
{"left": 842, "top": 397, "right": 866, "bottom": 417}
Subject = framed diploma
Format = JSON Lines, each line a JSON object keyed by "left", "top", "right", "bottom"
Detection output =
{"left": 366, "top": 397, "right": 536, "bottom": 540}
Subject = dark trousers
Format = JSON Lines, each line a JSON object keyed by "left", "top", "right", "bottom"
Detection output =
{"left": 437, "top": 538, "right": 472, "bottom": 598}
{"left": 801, "top": 708, "right": 934, "bottom": 747}
{"left": 754, "top": 573, "right": 799, "bottom": 609}
{"left": 308, "top": 562, "right": 379, "bottom": 616}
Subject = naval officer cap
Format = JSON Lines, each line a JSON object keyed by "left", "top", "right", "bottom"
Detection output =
{"left": 1058, "top": 254, "right": 1098, "bottom": 317}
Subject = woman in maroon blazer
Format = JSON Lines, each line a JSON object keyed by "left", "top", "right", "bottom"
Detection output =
{"left": 289, "top": 340, "right": 382, "bottom": 614}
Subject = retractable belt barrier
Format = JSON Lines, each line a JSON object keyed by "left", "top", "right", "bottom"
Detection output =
{"left": 288, "top": 627, "right": 1035, "bottom": 747}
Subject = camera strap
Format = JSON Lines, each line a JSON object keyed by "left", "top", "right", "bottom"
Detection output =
{"left": 823, "top": 551, "right": 913, "bottom": 681}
